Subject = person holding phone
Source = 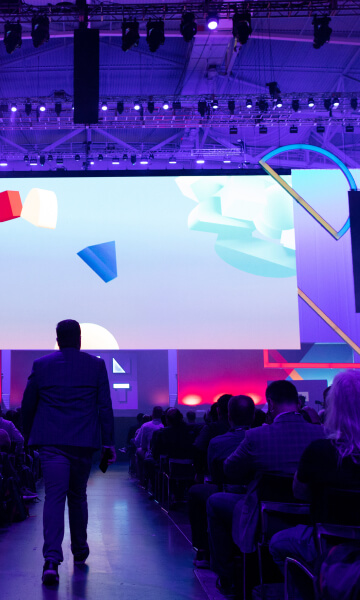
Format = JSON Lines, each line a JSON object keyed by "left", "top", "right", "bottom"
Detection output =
{"left": 21, "top": 319, "right": 116, "bottom": 586}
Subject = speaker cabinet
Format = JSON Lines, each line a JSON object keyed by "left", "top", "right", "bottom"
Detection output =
{"left": 348, "top": 190, "right": 360, "bottom": 312}
{"left": 73, "top": 29, "right": 99, "bottom": 124}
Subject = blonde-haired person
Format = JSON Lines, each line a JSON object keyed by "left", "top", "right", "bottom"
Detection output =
{"left": 269, "top": 370, "right": 360, "bottom": 576}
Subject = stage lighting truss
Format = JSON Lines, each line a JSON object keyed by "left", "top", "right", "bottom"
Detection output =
{"left": 146, "top": 19, "right": 165, "bottom": 52}
{"left": 122, "top": 19, "right": 140, "bottom": 52}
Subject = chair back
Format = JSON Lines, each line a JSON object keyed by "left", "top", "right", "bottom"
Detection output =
{"left": 318, "top": 487, "right": 360, "bottom": 526}
{"left": 168, "top": 459, "right": 195, "bottom": 480}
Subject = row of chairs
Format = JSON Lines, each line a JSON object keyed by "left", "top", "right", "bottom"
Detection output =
{"left": 0, "top": 448, "right": 40, "bottom": 524}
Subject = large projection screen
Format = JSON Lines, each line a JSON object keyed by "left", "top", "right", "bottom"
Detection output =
{"left": 0, "top": 172, "right": 300, "bottom": 349}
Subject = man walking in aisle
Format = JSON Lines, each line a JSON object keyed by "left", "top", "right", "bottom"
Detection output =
{"left": 22, "top": 319, "right": 116, "bottom": 585}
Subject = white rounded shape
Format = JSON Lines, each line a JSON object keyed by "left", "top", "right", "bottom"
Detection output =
{"left": 196, "top": 158, "right": 205, "bottom": 164}
{"left": 207, "top": 19, "right": 218, "bottom": 30}
{"left": 39, "top": 105, "right": 46, "bottom": 112}
{"left": 55, "top": 323, "right": 119, "bottom": 350}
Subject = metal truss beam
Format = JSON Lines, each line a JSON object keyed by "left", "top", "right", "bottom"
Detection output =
{"left": 43, "top": 128, "right": 85, "bottom": 152}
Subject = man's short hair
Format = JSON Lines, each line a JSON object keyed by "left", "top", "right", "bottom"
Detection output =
{"left": 166, "top": 408, "right": 183, "bottom": 427}
{"left": 56, "top": 319, "right": 81, "bottom": 349}
{"left": 217, "top": 394, "right": 233, "bottom": 417}
{"left": 228, "top": 395, "right": 255, "bottom": 427}
{"left": 152, "top": 406, "right": 163, "bottom": 420}
{"left": 266, "top": 380, "right": 298, "bottom": 405}
{"left": 186, "top": 410, "right": 196, "bottom": 423}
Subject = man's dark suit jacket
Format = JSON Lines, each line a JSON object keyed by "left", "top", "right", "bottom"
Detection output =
{"left": 21, "top": 348, "right": 114, "bottom": 449}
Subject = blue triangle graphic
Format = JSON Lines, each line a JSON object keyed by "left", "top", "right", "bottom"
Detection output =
{"left": 77, "top": 241, "right": 117, "bottom": 283}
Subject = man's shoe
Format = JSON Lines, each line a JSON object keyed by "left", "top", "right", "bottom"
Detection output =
{"left": 74, "top": 548, "right": 90, "bottom": 565}
{"left": 193, "top": 550, "right": 210, "bottom": 569}
{"left": 42, "top": 560, "right": 59, "bottom": 585}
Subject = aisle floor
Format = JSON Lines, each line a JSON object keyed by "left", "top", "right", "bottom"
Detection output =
{"left": 0, "top": 465, "right": 208, "bottom": 600}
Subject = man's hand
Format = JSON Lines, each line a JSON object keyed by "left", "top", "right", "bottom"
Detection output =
{"left": 101, "top": 446, "right": 117, "bottom": 464}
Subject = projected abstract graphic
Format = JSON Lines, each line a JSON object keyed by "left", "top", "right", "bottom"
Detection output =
{"left": 0, "top": 188, "right": 58, "bottom": 228}
{"left": 77, "top": 241, "right": 118, "bottom": 283}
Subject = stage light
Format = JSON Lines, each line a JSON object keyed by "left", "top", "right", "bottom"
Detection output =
{"left": 98, "top": 154, "right": 103, "bottom": 161}
{"left": 4, "top": 21, "right": 22, "bottom": 54}
{"left": 207, "top": 13, "right": 219, "bottom": 30}
{"left": 117, "top": 101, "right": 124, "bottom": 115}
{"left": 313, "top": 15, "right": 332, "bottom": 49}
{"left": 267, "top": 81, "right": 281, "bottom": 98}
{"left": 169, "top": 156, "right": 177, "bottom": 164}
{"left": 0, "top": 158, "right": 8, "bottom": 167}
{"left": 317, "top": 125, "right": 325, "bottom": 133}
{"left": 131, "top": 154, "right": 137, "bottom": 165}
{"left": 180, "top": 12, "right": 197, "bottom": 42}
{"left": 173, "top": 101, "right": 181, "bottom": 110}
{"left": 246, "top": 98, "right": 252, "bottom": 108}
{"left": 308, "top": 97, "right": 315, "bottom": 107}
{"left": 25, "top": 102, "right": 32, "bottom": 116}
{"left": 212, "top": 99, "right": 219, "bottom": 110}
{"left": 223, "top": 158, "right": 231, "bottom": 163}
{"left": 75, "top": 154, "right": 80, "bottom": 161}
{"left": 112, "top": 157, "right": 120, "bottom": 165}
{"left": 122, "top": 19, "right": 140, "bottom": 52}
{"left": 258, "top": 99, "right": 269, "bottom": 112}
{"left": 146, "top": 20, "right": 165, "bottom": 53}
{"left": 147, "top": 101, "right": 155, "bottom": 114}
{"left": 30, "top": 157, "right": 38, "bottom": 165}
{"left": 47, "top": 154, "right": 53, "bottom": 161}
{"left": 31, "top": 15, "right": 49, "bottom": 48}
{"left": 324, "top": 98, "right": 331, "bottom": 111}
{"left": 56, "top": 157, "right": 63, "bottom": 165}
{"left": 134, "top": 100, "right": 141, "bottom": 111}
{"left": 55, "top": 102, "right": 62, "bottom": 116}
{"left": 276, "top": 97, "right": 283, "bottom": 108}
{"left": 24, "top": 155, "right": 29, "bottom": 162}
{"left": 101, "top": 102, "right": 108, "bottom": 111}
{"left": 39, "top": 155, "right": 46, "bottom": 166}
{"left": 232, "top": 12, "right": 252, "bottom": 45}
{"left": 229, "top": 126, "right": 238, "bottom": 134}
{"left": 290, "top": 126, "right": 298, "bottom": 133}
{"left": 292, "top": 99, "right": 300, "bottom": 112}
{"left": 123, "top": 153, "right": 128, "bottom": 161}
{"left": 140, "top": 158, "right": 149, "bottom": 165}
{"left": 10, "top": 103, "right": 17, "bottom": 113}
{"left": 346, "top": 125, "right": 354, "bottom": 133}
{"left": 333, "top": 97, "right": 340, "bottom": 108}
{"left": 39, "top": 102, "right": 46, "bottom": 112}
{"left": 162, "top": 100, "right": 169, "bottom": 110}
{"left": 198, "top": 100, "right": 207, "bottom": 117}
{"left": 228, "top": 100, "right": 235, "bottom": 115}
{"left": 196, "top": 158, "right": 205, "bottom": 164}
{"left": 90, "top": 159, "right": 95, "bottom": 165}
{"left": 351, "top": 98, "right": 358, "bottom": 110}
{"left": 259, "top": 126, "right": 267, "bottom": 134}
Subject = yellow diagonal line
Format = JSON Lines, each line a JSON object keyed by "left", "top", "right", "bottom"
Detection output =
{"left": 259, "top": 159, "right": 340, "bottom": 240}
{"left": 298, "top": 288, "right": 360, "bottom": 355}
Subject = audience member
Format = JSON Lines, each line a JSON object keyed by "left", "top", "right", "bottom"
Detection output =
{"left": 189, "top": 395, "right": 255, "bottom": 568}
{"left": 252, "top": 408, "right": 266, "bottom": 428}
{"left": 270, "top": 370, "right": 360, "bottom": 576}
{"left": 193, "top": 394, "right": 232, "bottom": 477}
{"left": 126, "top": 412, "right": 144, "bottom": 446}
{"left": 0, "top": 428, "right": 11, "bottom": 452}
{"left": 151, "top": 409, "right": 193, "bottom": 461}
{"left": 135, "top": 406, "right": 164, "bottom": 482}
{"left": 206, "top": 380, "right": 324, "bottom": 595}
{"left": 319, "top": 385, "right": 331, "bottom": 423}
{"left": 0, "top": 409, "right": 24, "bottom": 450}
{"left": 186, "top": 410, "right": 204, "bottom": 441}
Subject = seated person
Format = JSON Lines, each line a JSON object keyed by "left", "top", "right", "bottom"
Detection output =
{"left": 270, "top": 369, "right": 360, "bottom": 576}
{"left": 126, "top": 412, "right": 144, "bottom": 446}
{"left": 193, "top": 394, "right": 232, "bottom": 478}
{"left": 189, "top": 395, "right": 255, "bottom": 568}
{"left": 0, "top": 409, "right": 24, "bottom": 450}
{"left": 151, "top": 408, "right": 194, "bottom": 461}
{"left": 0, "top": 428, "right": 11, "bottom": 452}
{"left": 186, "top": 410, "right": 204, "bottom": 441}
{"left": 206, "top": 380, "right": 325, "bottom": 596}
{"left": 134, "top": 406, "right": 163, "bottom": 482}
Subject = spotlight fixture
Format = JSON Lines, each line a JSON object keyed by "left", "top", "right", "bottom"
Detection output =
{"left": 162, "top": 100, "right": 169, "bottom": 110}
{"left": 232, "top": 12, "right": 252, "bottom": 45}
{"left": 332, "top": 97, "right": 340, "bottom": 108}
{"left": 146, "top": 20, "right": 165, "bottom": 53}
{"left": 228, "top": 100, "right": 235, "bottom": 115}
{"left": 39, "top": 155, "right": 46, "bottom": 166}
{"left": 47, "top": 154, "right": 53, "bottom": 161}
{"left": 24, "top": 155, "right": 29, "bottom": 162}
{"left": 98, "top": 154, "right": 104, "bottom": 161}
{"left": 196, "top": 158, "right": 205, "bottom": 164}
{"left": 39, "top": 102, "right": 46, "bottom": 112}
{"left": 223, "top": 158, "right": 231, "bottom": 164}
{"left": 131, "top": 155, "right": 137, "bottom": 165}
{"left": 10, "top": 103, "right": 17, "bottom": 113}
{"left": 75, "top": 154, "right": 80, "bottom": 162}
{"left": 30, "top": 157, "right": 38, "bottom": 165}
{"left": 123, "top": 154, "right": 128, "bottom": 161}
{"left": 31, "top": 15, "right": 50, "bottom": 48}
{"left": 101, "top": 102, "right": 108, "bottom": 111}
{"left": 229, "top": 126, "right": 238, "bottom": 134}
{"left": 258, "top": 99, "right": 269, "bottom": 112}
{"left": 173, "top": 101, "right": 181, "bottom": 110}
{"left": 313, "top": 15, "right": 332, "bottom": 49}
{"left": 324, "top": 98, "right": 331, "bottom": 111}
{"left": 55, "top": 102, "right": 62, "bottom": 116}
{"left": 0, "top": 158, "right": 8, "bottom": 167}
{"left": 351, "top": 98, "right": 358, "bottom": 110}
{"left": 147, "top": 101, "right": 155, "bottom": 114}
{"left": 121, "top": 19, "right": 140, "bottom": 52}
{"left": 308, "top": 97, "right": 315, "bottom": 108}
{"left": 180, "top": 12, "right": 197, "bottom": 42}
{"left": 198, "top": 100, "right": 207, "bottom": 117}
{"left": 117, "top": 101, "right": 124, "bottom": 115}
{"left": 134, "top": 100, "right": 141, "bottom": 111}
{"left": 140, "top": 158, "right": 149, "bottom": 165}
{"left": 112, "top": 157, "right": 120, "bottom": 165}
{"left": 168, "top": 156, "right": 177, "bottom": 164}
{"left": 316, "top": 125, "right": 325, "bottom": 133}
{"left": 90, "top": 160, "right": 95, "bottom": 166}
{"left": 246, "top": 98, "right": 252, "bottom": 108}
{"left": 207, "top": 12, "right": 219, "bottom": 31}
{"left": 276, "top": 97, "right": 283, "bottom": 108}
{"left": 291, "top": 99, "right": 300, "bottom": 112}
{"left": 25, "top": 102, "right": 32, "bottom": 116}
{"left": 212, "top": 99, "right": 219, "bottom": 110}
{"left": 346, "top": 125, "right": 354, "bottom": 133}
{"left": 290, "top": 126, "right": 298, "bottom": 134}
{"left": 4, "top": 21, "right": 22, "bottom": 54}
{"left": 259, "top": 126, "right": 268, "bottom": 134}
{"left": 267, "top": 82, "right": 281, "bottom": 98}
